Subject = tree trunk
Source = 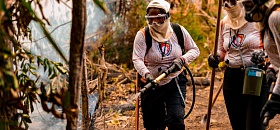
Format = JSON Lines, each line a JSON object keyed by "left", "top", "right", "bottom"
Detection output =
{"left": 0, "top": 1, "right": 19, "bottom": 129}
{"left": 98, "top": 44, "right": 108, "bottom": 100}
{"left": 81, "top": 54, "right": 89, "bottom": 130}
{"left": 67, "top": 0, "right": 87, "bottom": 129}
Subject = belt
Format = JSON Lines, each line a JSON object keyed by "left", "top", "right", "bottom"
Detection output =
{"left": 226, "top": 66, "right": 245, "bottom": 71}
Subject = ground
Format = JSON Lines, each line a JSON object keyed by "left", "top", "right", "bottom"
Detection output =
{"left": 93, "top": 74, "right": 280, "bottom": 130}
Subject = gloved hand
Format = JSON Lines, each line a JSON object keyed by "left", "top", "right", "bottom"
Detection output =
{"left": 261, "top": 94, "right": 280, "bottom": 120}
{"left": 208, "top": 54, "right": 220, "bottom": 68}
{"left": 145, "top": 73, "right": 154, "bottom": 84}
{"left": 251, "top": 50, "right": 265, "bottom": 65}
{"left": 166, "top": 57, "right": 185, "bottom": 74}
{"left": 266, "top": 68, "right": 277, "bottom": 87}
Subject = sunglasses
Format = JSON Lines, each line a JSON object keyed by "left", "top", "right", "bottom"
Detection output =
{"left": 145, "top": 14, "right": 168, "bottom": 24}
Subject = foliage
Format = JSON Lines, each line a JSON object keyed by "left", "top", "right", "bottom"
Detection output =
{"left": 0, "top": 48, "right": 69, "bottom": 129}
{"left": 0, "top": 0, "right": 110, "bottom": 129}
{"left": 0, "top": 0, "right": 69, "bottom": 129}
{"left": 92, "top": 0, "right": 148, "bottom": 69}
{"left": 171, "top": 2, "right": 218, "bottom": 70}
{"left": 93, "top": 0, "right": 110, "bottom": 14}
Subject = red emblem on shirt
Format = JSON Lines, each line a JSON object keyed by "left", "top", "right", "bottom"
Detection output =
{"left": 158, "top": 42, "right": 172, "bottom": 56}
{"left": 230, "top": 34, "right": 246, "bottom": 48}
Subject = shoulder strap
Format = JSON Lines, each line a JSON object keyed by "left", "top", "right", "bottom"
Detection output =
{"left": 144, "top": 23, "right": 185, "bottom": 55}
{"left": 144, "top": 26, "right": 152, "bottom": 56}
{"left": 171, "top": 23, "right": 185, "bottom": 53}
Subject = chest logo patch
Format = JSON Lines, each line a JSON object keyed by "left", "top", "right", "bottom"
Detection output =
{"left": 230, "top": 34, "right": 246, "bottom": 48}
{"left": 158, "top": 42, "right": 172, "bottom": 56}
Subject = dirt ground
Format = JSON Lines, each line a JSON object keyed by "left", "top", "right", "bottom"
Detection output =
{"left": 93, "top": 74, "right": 280, "bottom": 130}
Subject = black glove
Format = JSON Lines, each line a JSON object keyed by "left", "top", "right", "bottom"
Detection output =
{"left": 145, "top": 73, "right": 154, "bottom": 84}
{"left": 266, "top": 68, "right": 277, "bottom": 87}
{"left": 208, "top": 54, "right": 220, "bottom": 68}
{"left": 165, "top": 57, "right": 185, "bottom": 74}
{"left": 251, "top": 50, "right": 265, "bottom": 65}
{"left": 261, "top": 94, "right": 280, "bottom": 120}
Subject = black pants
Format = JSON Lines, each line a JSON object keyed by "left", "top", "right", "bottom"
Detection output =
{"left": 141, "top": 73, "right": 187, "bottom": 130}
{"left": 223, "top": 67, "right": 269, "bottom": 130}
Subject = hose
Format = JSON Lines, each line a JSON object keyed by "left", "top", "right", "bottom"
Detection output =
{"left": 139, "top": 65, "right": 196, "bottom": 120}
{"left": 184, "top": 65, "right": 196, "bottom": 119}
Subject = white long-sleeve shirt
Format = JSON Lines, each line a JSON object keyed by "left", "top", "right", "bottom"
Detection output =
{"left": 218, "top": 20, "right": 261, "bottom": 68}
{"left": 132, "top": 25, "right": 200, "bottom": 86}
{"left": 263, "top": 10, "right": 280, "bottom": 94}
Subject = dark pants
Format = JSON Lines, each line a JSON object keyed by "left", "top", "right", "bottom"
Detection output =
{"left": 141, "top": 73, "right": 187, "bottom": 130}
{"left": 223, "top": 67, "right": 269, "bottom": 130}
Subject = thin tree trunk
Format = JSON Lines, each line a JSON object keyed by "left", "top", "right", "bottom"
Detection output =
{"left": 67, "top": 0, "right": 87, "bottom": 129}
{"left": 82, "top": 54, "right": 89, "bottom": 130}
{"left": 1, "top": 1, "right": 18, "bottom": 129}
{"left": 98, "top": 44, "right": 108, "bottom": 100}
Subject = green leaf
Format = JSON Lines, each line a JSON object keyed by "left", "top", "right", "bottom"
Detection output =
{"left": 28, "top": 64, "right": 36, "bottom": 70}
{"left": 48, "top": 63, "right": 53, "bottom": 77}
{"left": 29, "top": 68, "right": 37, "bottom": 76}
{"left": 48, "top": 66, "right": 53, "bottom": 77}
{"left": 29, "top": 96, "right": 34, "bottom": 113}
{"left": 40, "top": 83, "right": 47, "bottom": 96}
{"left": 37, "top": 56, "right": 42, "bottom": 67}
{"left": 29, "top": 57, "right": 35, "bottom": 64}
{"left": 49, "top": 68, "right": 57, "bottom": 79}
{"left": 56, "top": 65, "right": 67, "bottom": 74}
{"left": 54, "top": 62, "right": 63, "bottom": 66}
{"left": 93, "top": 0, "right": 110, "bottom": 14}
{"left": 43, "top": 58, "right": 48, "bottom": 72}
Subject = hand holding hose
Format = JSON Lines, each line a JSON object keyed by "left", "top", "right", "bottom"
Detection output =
{"left": 165, "top": 57, "right": 185, "bottom": 74}
{"left": 140, "top": 57, "right": 185, "bottom": 94}
{"left": 145, "top": 73, "right": 154, "bottom": 84}
{"left": 140, "top": 73, "right": 157, "bottom": 93}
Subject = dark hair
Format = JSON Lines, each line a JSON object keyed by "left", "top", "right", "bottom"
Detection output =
{"left": 146, "top": 7, "right": 166, "bottom": 14}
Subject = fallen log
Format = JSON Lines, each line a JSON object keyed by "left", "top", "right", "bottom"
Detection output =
{"left": 187, "top": 77, "right": 210, "bottom": 86}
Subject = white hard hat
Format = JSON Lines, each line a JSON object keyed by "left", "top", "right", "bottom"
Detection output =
{"left": 147, "top": 0, "right": 170, "bottom": 13}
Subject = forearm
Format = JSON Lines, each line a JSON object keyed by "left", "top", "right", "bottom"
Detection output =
{"left": 132, "top": 58, "right": 150, "bottom": 77}
{"left": 181, "top": 47, "right": 200, "bottom": 65}
{"left": 132, "top": 31, "right": 150, "bottom": 77}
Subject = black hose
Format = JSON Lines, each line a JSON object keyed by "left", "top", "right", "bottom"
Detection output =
{"left": 184, "top": 66, "right": 196, "bottom": 119}
{"left": 139, "top": 65, "right": 196, "bottom": 119}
